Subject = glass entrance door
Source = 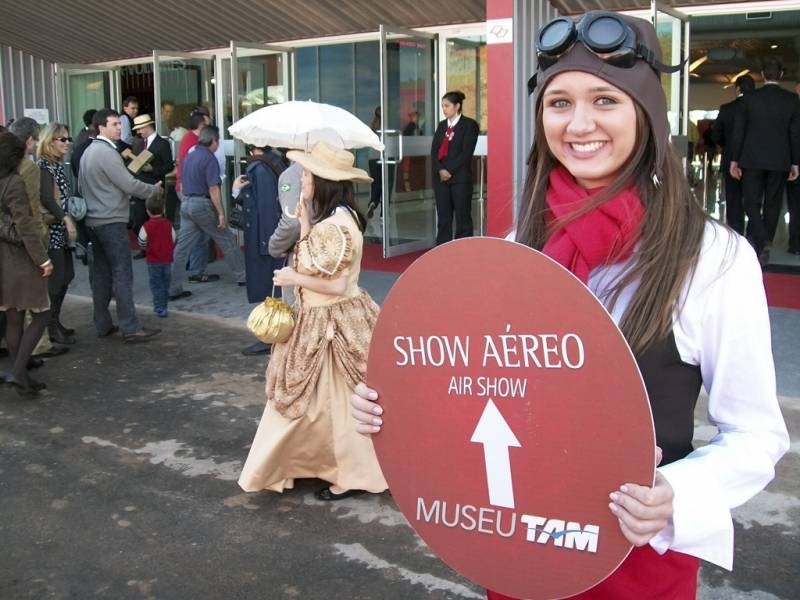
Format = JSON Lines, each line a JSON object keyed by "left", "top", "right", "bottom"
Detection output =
{"left": 55, "top": 64, "right": 117, "bottom": 138}
{"left": 55, "top": 64, "right": 118, "bottom": 178}
{"left": 153, "top": 51, "right": 216, "bottom": 142}
{"left": 227, "top": 42, "right": 294, "bottom": 180}
{"left": 379, "top": 26, "right": 438, "bottom": 258}
{"left": 652, "top": 1, "right": 690, "bottom": 168}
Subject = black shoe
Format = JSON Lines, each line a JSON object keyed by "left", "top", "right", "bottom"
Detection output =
{"left": 58, "top": 323, "right": 76, "bottom": 336}
{"left": 0, "top": 348, "right": 8, "bottom": 358}
{"left": 123, "top": 328, "right": 161, "bottom": 344}
{"left": 36, "top": 346, "right": 70, "bottom": 358}
{"left": 237, "top": 281, "right": 247, "bottom": 287}
{"left": 133, "top": 250, "right": 146, "bottom": 260}
{"left": 314, "top": 487, "right": 366, "bottom": 502}
{"left": 49, "top": 328, "right": 76, "bottom": 345}
{"left": 3, "top": 374, "right": 41, "bottom": 398}
{"left": 242, "top": 342, "right": 271, "bottom": 356}
{"left": 188, "top": 273, "right": 220, "bottom": 283}
{"left": 98, "top": 325, "right": 119, "bottom": 338}
{"left": 169, "top": 290, "right": 192, "bottom": 301}
{"left": 26, "top": 357, "right": 44, "bottom": 370}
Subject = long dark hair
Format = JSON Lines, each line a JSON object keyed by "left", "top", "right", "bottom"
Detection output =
{"left": 442, "top": 91, "right": 466, "bottom": 113}
{"left": 0, "top": 132, "right": 26, "bottom": 178}
{"left": 516, "top": 100, "right": 708, "bottom": 355}
{"left": 311, "top": 175, "right": 367, "bottom": 232}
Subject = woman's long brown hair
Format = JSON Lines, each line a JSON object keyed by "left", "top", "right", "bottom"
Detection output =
{"left": 311, "top": 175, "right": 367, "bottom": 232}
{"left": 516, "top": 101, "right": 708, "bottom": 355}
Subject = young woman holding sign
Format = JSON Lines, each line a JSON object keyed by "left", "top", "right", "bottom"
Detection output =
{"left": 238, "top": 142, "right": 387, "bottom": 502}
{"left": 351, "top": 11, "right": 789, "bottom": 599}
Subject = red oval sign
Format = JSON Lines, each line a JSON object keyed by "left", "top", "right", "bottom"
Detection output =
{"left": 368, "top": 238, "right": 655, "bottom": 600}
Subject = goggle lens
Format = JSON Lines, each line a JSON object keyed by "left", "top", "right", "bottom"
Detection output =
{"left": 539, "top": 19, "right": 573, "bottom": 52}
{"left": 583, "top": 15, "right": 627, "bottom": 52}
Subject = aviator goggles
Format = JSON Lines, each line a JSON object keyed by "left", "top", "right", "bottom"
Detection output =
{"left": 528, "top": 11, "right": 684, "bottom": 95}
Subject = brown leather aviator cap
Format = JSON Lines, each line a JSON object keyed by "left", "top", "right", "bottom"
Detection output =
{"left": 531, "top": 13, "right": 672, "bottom": 181}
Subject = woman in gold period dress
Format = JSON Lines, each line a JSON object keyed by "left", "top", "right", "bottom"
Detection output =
{"left": 238, "top": 142, "right": 387, "bottom": 501}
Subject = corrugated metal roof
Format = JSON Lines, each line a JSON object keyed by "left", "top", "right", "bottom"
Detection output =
{"left": 0, "top": 0, "right": 485, "bottom": 64}
{"left": 549, "top": 0, "right": 754, "bottom": 15}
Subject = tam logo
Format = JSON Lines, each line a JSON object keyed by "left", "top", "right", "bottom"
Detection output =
{"left": 521, "top": 515, "right": 600, "bottom": 553}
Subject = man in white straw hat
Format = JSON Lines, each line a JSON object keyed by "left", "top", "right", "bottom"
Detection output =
{"left": 131, "top": 114, "right": 174, "bottom": 258}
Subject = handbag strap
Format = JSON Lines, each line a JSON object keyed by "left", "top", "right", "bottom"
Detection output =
{"left": 0, "top": 176, "right": 13, "bottom": 213}
{"left": 271, "top": 256, "right": 290, "bottom": 298}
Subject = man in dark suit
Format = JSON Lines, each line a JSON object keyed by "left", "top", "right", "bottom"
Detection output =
{"left": 431, "top": 91, "right": 480, "bottom": 244}
{"left": 787, "top": 81, "right": 800, "bottom": 254}
{"left": 730, "top": 58, "right": 800, "bottom": 262}
{"left": 712, "top": 75, "right": 754, "bottom": 235}
{"left": 131, "top": 114, "right": 175, "bottom": 258}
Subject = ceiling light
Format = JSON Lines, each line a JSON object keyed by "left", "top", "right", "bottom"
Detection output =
{"left": 770, "top": 44, "right": 779, "bottom": 49}
{"left": 689, "top": 55, "right": 708, "bottom": 72}
{"left": 731, "top": 69, "right": 750, "bottom": 80}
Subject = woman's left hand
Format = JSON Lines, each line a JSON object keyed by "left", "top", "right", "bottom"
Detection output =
{"left": 273, "top": 266, "right": 298, "bottom": 287}
{"left": 609, "top": 447, "right": 674, "bottom": 546}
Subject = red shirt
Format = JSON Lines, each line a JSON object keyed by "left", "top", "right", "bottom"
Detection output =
{"left": 140, "top": 216, "right": 176, "bottom": 264}
{"left": 175, "top": 130, "right": 200, "bottom": 193}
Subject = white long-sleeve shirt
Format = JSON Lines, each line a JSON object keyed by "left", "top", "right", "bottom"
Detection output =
{"left": 586, "top": 221, "right": 789, "bottom": 570}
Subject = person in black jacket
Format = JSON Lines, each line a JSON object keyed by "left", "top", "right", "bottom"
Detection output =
{"left": 787, "top": 81, "right": 800, "bottom": 254}
{"left": 711, "top": 75, "right": 754, "bottom": 235}
{"left": 730, "top": 58, "right": 800, "bottom": 261}
{"left": 431, "top": 91, "right": 479, "bottom": 244}
{"left": 131, "top": 114, "right": 175, "bottom": 258}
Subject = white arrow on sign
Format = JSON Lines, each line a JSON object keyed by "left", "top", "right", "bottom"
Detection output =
{"left": 470, "top": 399, "right": 521, "bottom": 509}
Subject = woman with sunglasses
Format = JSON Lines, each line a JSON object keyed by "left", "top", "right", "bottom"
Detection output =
{"left": 352, "top": 12, "right": 788, "bottom": 599}
{"left": 37, "top": 123, "right": 78, "bottom": 345}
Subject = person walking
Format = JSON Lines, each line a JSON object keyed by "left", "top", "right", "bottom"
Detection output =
{"left": 36, "top": 122, "right": 79, "bottom": 345}
{"left": 137, "top": 195, "right": 175, "bottom": 318}
{"left": 0, "top": 132, "right": 54, "bottom": 397}
{"left": 238, "top": 142, "right": 387, "bottom": 501}
{"left": 431, "top": 91, "right": 479, "bottom": 244}
{"left": 233, "top": 144, "right": 287, "bottom": 356}
{"left": 168, "top": 125, "right": 246, "bottom": 300}
{"left": 730, "top": 57, "right": 800, "bottom": 263}
{"left": 352, "top": 11, "right": 789, "bottom": 599}
{"left": 79, "top": 108, "right": 162, "bottom": 343}
{"left": 712, "top": 75, "right": 755, "bottom": 235}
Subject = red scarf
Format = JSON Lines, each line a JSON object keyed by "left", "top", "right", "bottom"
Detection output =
{"left": 437, "top": 125, "right": 455, "bottom": 160}
{"left": 542, "top": 166, "right": 644, "bottom": 284}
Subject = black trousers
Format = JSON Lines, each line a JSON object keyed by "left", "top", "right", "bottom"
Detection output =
{"left": 434, "top": 181, "right": 474, "bottom": 244}
{"left": 787, "top": 178, "right": 800, "bottom": 250}
{"left": 368, "top": 159, "right": 395, "bottom": 208}
{"left": 722, "top": 170, "right": 744, "bottom": 235}
{"left": 131, "top": 197, "right": 148, "bottom": 235}
{"left": 741, "top": 168, "right": 787, "bottom": 252}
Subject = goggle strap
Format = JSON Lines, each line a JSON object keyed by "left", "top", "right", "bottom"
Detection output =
{"left": 528, "top": 73, "right": 538, "bottom": 96}
{"left": 637, "top": 43, "right": 685, "bottom": 74}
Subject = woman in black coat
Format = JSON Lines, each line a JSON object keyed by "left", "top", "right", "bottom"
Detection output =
{"left": 430, "top": 91, "right": 480, "bottom": 244}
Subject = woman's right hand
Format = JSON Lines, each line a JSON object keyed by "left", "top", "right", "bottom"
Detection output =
{"left": 64, "top": 216, "right": 78, "bottom": 242}
{"left": 351, "top": 383, "right": 383, "bottom": 435}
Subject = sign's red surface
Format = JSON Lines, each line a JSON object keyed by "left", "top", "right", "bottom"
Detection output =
{"left": 369, "top": 238, "right": 655, "bottom": 600}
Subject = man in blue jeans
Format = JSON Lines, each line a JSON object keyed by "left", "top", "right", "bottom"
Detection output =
{"left": 169, "top": 125, "right": 246, "bottom": 299}
{"left": 78, "top": 108, "right": 162, "bottom": 343}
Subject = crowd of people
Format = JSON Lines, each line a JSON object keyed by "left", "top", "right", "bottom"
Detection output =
{"left": 0, "top": 98, "right": 300, "bottom": 394}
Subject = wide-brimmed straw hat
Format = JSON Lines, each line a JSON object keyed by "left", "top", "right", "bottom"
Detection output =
{"left": 287, "top": 142, "right": 373, "bottom": 184}
{"left": 132, "top": 114, "right": 156, "bottom": 131}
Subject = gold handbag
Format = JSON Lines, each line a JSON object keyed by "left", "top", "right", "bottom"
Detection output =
{"left": 246, "top": 284, "right": 294, "bottom": 344}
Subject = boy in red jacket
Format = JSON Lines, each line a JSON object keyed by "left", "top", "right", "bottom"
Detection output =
{"left": 137, "top": 195, "right": 176, "bottom": 318}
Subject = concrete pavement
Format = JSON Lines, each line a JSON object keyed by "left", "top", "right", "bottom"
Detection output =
{"left": 0, "top": 257, "right": 798, "bottom": 599}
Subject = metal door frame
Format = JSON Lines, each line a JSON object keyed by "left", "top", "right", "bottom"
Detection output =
{"left": 379, "top": 24, "right": 438, "bottom": 258}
